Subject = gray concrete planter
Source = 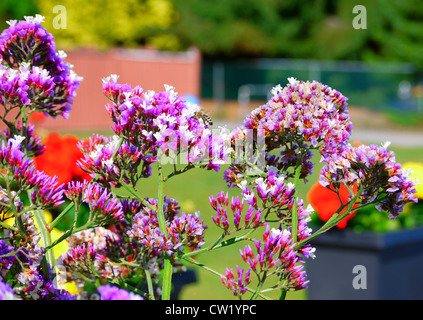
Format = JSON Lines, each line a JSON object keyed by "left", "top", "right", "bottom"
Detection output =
{"left": 306, "top": 226, "right": 423, "bottom": 300}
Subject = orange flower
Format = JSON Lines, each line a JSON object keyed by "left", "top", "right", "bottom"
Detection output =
{"left": 29, "top": 111, "right": 47, "bottom": 124}
{"left": 34, "top": 133, "right": 92, "bottom": 184}
{"left": 308, "top": 183, "right": 358, "bottom": 229}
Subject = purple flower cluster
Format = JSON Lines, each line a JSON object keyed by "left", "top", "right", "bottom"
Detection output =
{"left": 0, "top": 208, "right": 43, "bottom": 276}
{"left": 0, "top": 279, "right": 18, "bottom": 300}
{"left": 61, "top": 242, "right": 97, "bottom": 267}
{"left": 64, "top": 179, "right": 90, "bottom": 207}
{"left": 16, "top": 266, "right": 75, "bottom": 300}
{"left": 253, "top": 173, "right": 296, "bottom": 209}
{"left": 62, "top": 227, "right": 133, "bottom": 282}
{"left": 209, "top": 191, "right": 263, "bottom": 231}
{"left": 225, "top": 127, "right": 316, "bottom": 186}
{"left": 244, "top": 78, "right": 352, "bottom": 158}
{"left": 77, "top": 134, "right": 144, "bottom": 186}
{"left": 81, "top": 181, "right": 125, "bottom": 224}
{"left": 128, "top": 201, "right": 207, "bottom": 258}
{"left": 235, "top": 78, "right": 352, "bottom": 190}
{"left": 0, "top": 63, "right": 31, "bottom": 106}
{"left": 265, "top": 146, "right": 315, "bottom": 181}
{"left": 220, "top": 266, "right": 252, "bottom": 296}
{"left": 65, "top": 179, "right": 125, "bottom": 225}
{"left": 60, "top": 198, "right": 187, "bottom": 293}
{"left": 240, "top": 225, "right": 309, "bottom": 291}
{"left": 0, "top": 15, "right": 82, "bottom": 119}
{"left": 1, "top": 136, "right": 65, "bottom": 208}
{"left": 98, "top": 285, "right": 144, "bottom": 300}
{"left": 293, "top": 200, "right": 316, "bottom": 259}
{"left": 0, "top": 240, "right": 19, "bottom": 276}
{"left": 320, "top": 142, "right": 418, "bottom": 219}
{"left": 101, "top": 75, "right": 231, "bottom": 171}
{"left": 1, "top": 122, "right": 44, "bottom": 157}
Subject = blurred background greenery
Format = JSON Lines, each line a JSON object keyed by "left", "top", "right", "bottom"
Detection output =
{"left": 2, "top": 0, "right": 423, "bottom": 300}
{"left": 2, "top": 0, "right": 423, "bottom": 115}
{"left": 2, "top": 0, "right": 422, "bottom": 66}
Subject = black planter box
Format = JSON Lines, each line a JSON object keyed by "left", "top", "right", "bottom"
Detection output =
{"left": 306, "top": 226, "right": 423, "bottom": 300}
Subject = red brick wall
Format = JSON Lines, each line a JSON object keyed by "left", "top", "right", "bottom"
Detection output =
{"left": 30, "top": 47, "right": 202, "bottom": 132}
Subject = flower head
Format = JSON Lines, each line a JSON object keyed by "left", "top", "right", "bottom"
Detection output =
{"left": 0, "top": 15, "right": 82, "bottom": 118}
{"left": 320, "top": 143, "right": 418, "bottom": 219}
{"left": 244, "top": 79, "right": 352, "bottom": 159}
{"left": 0, "top": 279, "right": 19, "bottom": 300}
{"left": 101, "top": 77, "right": 232, "bottom": 171}
{"left": 238, "top": 224, "right": 310, "bottom": 291}
{"left": 128, "top": 199, "right": 207, "bottom": 258}
{"left": 220, "top": 266, "right": 252, "bottom": 296}
{"left": 98, "top": 285, "right": 143, "bottom": 300}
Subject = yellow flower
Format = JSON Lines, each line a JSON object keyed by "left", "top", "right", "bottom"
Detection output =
{"left": 403, "top": 162, "right": 423, "bottom": 199}
{"left": 60, "top": 280, "right": 81, "bottom": 296}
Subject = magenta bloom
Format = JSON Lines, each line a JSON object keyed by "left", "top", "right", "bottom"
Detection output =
{"left": 209, "top": 191, "right": 263, "bottom": 231}
{"left": 244, "top": 78, "right": 352, "bottom": 156}
{"left": 101, "top": 76, "right": 232, "bottom": 171}
{"left": 1, "top": 136, "right": 65, "bottom": 208}
{"left": 239, "top": 225, "right": 310, "bottom": 291}
{"left": 0, "top": 15, "right": 82, "bottom": 119}
{"left": 128, "top": 199, "right": 207, "bottom": 258}
{"left": 320, "top": 142, "right": 418, "bottom": 219}
{"left": 220, "top": 266, "right": 252, "bottom": 296}
{"left": 98, "top": 285, "right": 143, "bottom": 300}
{"left": 0, "top": 279, "right": 17, "bottom": 300}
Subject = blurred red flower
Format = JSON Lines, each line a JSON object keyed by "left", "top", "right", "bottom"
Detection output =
{"left": 308, "top": 182, "right": 358, "bottom": 229}
{"left": 29, "top": 111, "right": 47, "bottom": 124}
{"left": 34, "top": 133, "right": 92, "bottom": 185}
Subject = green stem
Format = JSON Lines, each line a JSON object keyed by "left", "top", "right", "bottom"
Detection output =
{"left": 291, "top": 162, "right": 302, "bottom": 243}
{"left": 25, "top": 192, "right": 56, "bottom": 273}
{"left": 182, "top": 228, "right": 255, "bottom": 259}
{"left": 120, "top": 182, "right": 156, "bottom": 211}
{"left": 157, "top": 163, "right": 172, "bottom": 300}
{"left": 163, "top": 163, "right": 195, "bottom": 182}
{"left": 0, "top": 220, "right": 17, "bottom": 232}
{"left": 142, "top": 256, "right": 155, "bottom": 300}
{"left": 33, "top": 208, "right": 56, "bottom": 283}
{"left": 279, "top": 288, "right": 287, "bottom": 300}
{"left": 209, "top": 232, "right": 227, "bottom": 250}
{"left": 49, "top": 201, "right": 75, "bottom": 229}
{"left": 45, "top": 221, "right": 94, "bottom": 251}
{"left": 251, "top": 271, "right": 267, "bottom": 300}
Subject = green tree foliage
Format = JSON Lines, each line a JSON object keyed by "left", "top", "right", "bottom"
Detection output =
{"left": 0, "top": 0, "right": 38, "bottom": 30}
{"left": 36, "top": 0, "right": 180, "bottom": 49}
{"left": 170, "top": 0, "right": 362, "bottom": 59}
{"left": 170, "top": 0, "right": 423, "bottom": 69}
{"left": 1, "top": 0, "right": 422, "bottom": 69}
{"left": 361, "top": 0, "right": 423, "bottom": 69}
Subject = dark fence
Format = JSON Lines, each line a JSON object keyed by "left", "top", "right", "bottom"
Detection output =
{"left": 202, "top": 58, "right": 422, "bottom": 113}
